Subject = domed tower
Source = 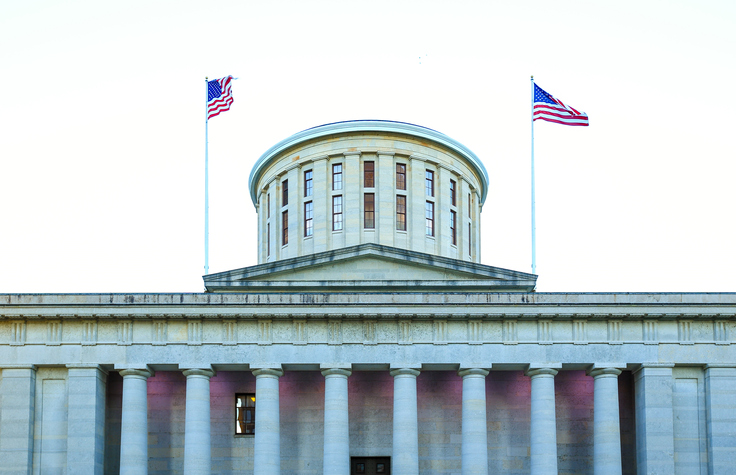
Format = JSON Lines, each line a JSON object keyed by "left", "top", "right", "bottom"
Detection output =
{"left": 249, "top": 120, "right": 488, "bottom": 263}
{"left": 204, "top": 120, "right": 535, "bottom": 292}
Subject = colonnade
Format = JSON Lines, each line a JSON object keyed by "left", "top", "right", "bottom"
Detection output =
{"left": 116, "top": 365, "right": 624, "bottom": 475}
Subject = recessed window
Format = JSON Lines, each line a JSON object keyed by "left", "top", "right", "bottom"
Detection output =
{"left": 267, "top": 223, "right": 270, "bottom": 256}
{"left": 468, "top": 223, "right": 472, "bottom": 255}
{"left": 282, "top": 210, "right": 288, "bottom": 245}
{"left": 396, "top": 195, "right": 406, "bottom": 231}
{"left": 282, "top": 180, "right": 289, "bottom": 206}
{"left": 333, "top": 195, "right": 343, "bottom": 231}
{"left": 333, "top": 164, "right": 343, "bottom": 191}
{"left": 304, "top": 201, "right": 313, "bottom": 237}
{"left": 425, "top": 201, "right": 434, "bottom": 236}
{"left": 425, "top": 170, "right": 434, "bottom": 197}
{"left": 304, "top": 170, "right": 313, "bottom": 197}
{"left": 450, "top": 180, "right": 456, "bottom": 207}
{"left": 267, "top": 193, "right": 271, "bottom": 217}
{"left": 236, "top": 394, "right": 255, "bottom": 435}
{"left": 364, "top": 161, "right": 375, "bottom": 188}
{"left": 396, "top": 164, "right": 406, "bottom": 190}
{"left": 468, "top": 193, "right": 471, "bottom": 218}
{"left": 364, "top": 193, "right": 375, "bottom": 229}
{"left": 450, "top": 210, "right": 457, "bottom": 245}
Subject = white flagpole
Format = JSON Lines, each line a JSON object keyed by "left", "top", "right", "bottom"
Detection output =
{"left": 204, "top": 77, "right": 210, "bottom": 276}
{"left": 531, "top": 75, "right": 537, "bottom": 275}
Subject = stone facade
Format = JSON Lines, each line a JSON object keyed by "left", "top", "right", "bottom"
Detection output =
{"left": 1, "top": 121, "right": 735, "bottom": 474}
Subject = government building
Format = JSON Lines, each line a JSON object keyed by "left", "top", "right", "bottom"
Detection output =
{"left": 1, "top": 120, "right": 734, "bottom": 475}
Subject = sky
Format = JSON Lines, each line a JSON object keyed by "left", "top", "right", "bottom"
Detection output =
{"left": 1, "top": 0, "right": 735, "bottom": 293}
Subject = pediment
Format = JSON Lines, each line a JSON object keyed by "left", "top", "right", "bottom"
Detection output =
{"left": 204, "top": 244, "right": 536, "bottom": 292}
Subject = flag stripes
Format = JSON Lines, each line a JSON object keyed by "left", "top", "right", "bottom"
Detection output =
{"left": 207, "top": 76, "right": 234, "bottom": 120}
{"left": 533, "top": 83, "right": 589, "bottom": 126}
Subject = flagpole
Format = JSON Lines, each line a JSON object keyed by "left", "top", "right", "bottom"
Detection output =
{"left": 531, "top": 75, "right": 537, "bottom": 276}
{"left": 204, "top": 77, "right": 210, "bottom": 276}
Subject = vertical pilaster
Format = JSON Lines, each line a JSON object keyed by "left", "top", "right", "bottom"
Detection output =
{"left": 321, "top": 367, "right": 352, "bottom": 475}
{"left": 67, "top": 364, "right": 108, "bottom": 474}
{"left": 526, "top": 367, "right": 559, "bottom": 475}
{"left": 588, "top": 366, "right": 623, "bottom": 475}
{"left": 633, "top": 364, "right": 675, "bottom": 474}
{"left": 376, "top": 152, "right": 395, "bottom": 247}
{"left": 119, "top": 367, "right": 153, "bottom": 475}
{"left": 458, "top": 368, "right": 489, "bottom": 475}
{"left": 344, "top": 152, "right": 361, "bottom": 246}
{"left": 390, "top": 367, "right": 420, "bottom": 475}
{"left": 704, "top": 365, "right": 736, "bottom": 475}
{"left": 253, "top": 368, "right": 284, "bottom": 475}
{"left": 183, "top": 368, "right": 216, "bottom": 475}
{"left": 0, "top": 365, "right": 37, "bottom": 473}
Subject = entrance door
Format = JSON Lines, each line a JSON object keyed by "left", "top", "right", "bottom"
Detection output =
{"left": 351, "top": 457, "right": 390, "bottom": 475}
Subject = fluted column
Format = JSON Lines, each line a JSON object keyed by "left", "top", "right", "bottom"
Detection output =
{"left": 183, "top": 368, "right": 216, "bottom": 475}
{"left": 526, "top": 367, "right": 559, "bottom": 475}
{"left": 253, "top": 368, "right": 284, "bottom": 475}
{"left": 458, "top": 368, "right": 489, "bottom": 475}
{"left": 322, "top": 367, "right": 352, "bottom": 475}
{"left": 390, "top": 368, "right": 420, "bottom": 475}
{"left": 588, "top": 366, "right": 623, "bottom": 474}
{"left": 119, "top": 367, "right": 154, "bottom": 475}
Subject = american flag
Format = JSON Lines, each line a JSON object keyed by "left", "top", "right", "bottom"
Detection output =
{"left": 533, "top": 83, "right": 589, "bottom": 126}
{"left": 207, "top": 76, "right": 234, "bottom": 120}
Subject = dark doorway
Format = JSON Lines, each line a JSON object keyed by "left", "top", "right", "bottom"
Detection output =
{"left": 351, "top": 457, "right": 390, "bottom": 475}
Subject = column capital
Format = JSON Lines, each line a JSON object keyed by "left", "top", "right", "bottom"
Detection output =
{"left": 526, "top": 367, "right": 559, "bottom": 378}
{"left": 0, "top": 364, "right": 37, "bottom": 371}
{"left": 252, "top": 367, "right": 284, "bottom": 378}
{"left": 587, "top": 365, "right": 624, "bottom": 378}
{"left": 457, "top": 368, "right": 489, "bottom": 378}
{"left": 390, "top": 368, "right": 421, "bottom": 377}
{"left": 182, "top": 368, "right": 216, "bottom": 378}
{"left": 321, "top": 368, "right": 352, "bottom": 377}
{"left": 118, "top": 367, "right": 154, "bottom": 379}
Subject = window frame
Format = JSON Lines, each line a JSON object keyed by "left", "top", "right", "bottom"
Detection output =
{"left": 282, "top": 180, "right": 288, "bottom": 206}
{"left": 396, "top": 195, "right": 407, "bottom": 231}
{"left": 332, "top": 195, "right": 343, "bottom": 231}
{"left": 364, "top": 193, "right": 375, "bottom": 229}
{"left": 235, "top": 393, "right": 256, "bottom": 435}
{"left": 450, "top": 180, "right": 456, "bottom": 207}
{"left": 364, "top": 161, "right": 375, "bottom": 188}
{"left": 450, "top": 210, "right": 457, "bottom": 245}
{"left": 425, "top": 170, "right": 434, "bottom": 197}
{"left": 304, "top": 201, "right": 313, "bottom": 237}
{"left": 425, "top": 201, "right": 434, "bottom": 236}
{"left": 304, "top": 170, "right": 313, "bottom": 197}
{"left": 282, "top": 210, "right": 288, "bottom": 245}
{"left": 332, "top": 163, "right": 343, "bottom": 191}
{"left": 396, "top": 164, "right": 406, "bottom": 190}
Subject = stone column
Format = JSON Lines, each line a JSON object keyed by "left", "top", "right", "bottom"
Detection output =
{"left": 588, "top": 366, "right": 623, "bottom": 475}
{"left": 119, "top": 367, "right": 154, "bottom": 475}
{"left": 322, "top": 367, "right": 352, "bottom": 475}
{"left": 183, "top": 368, "right": 216, "bottom": 475}
{"left": 0, "top": 365, "right": 37, "bottom": 473}
{"left": 704, "top": 365, "right": 736, "bottom": 475}
{"left": 458, "top": 368, "right": 489, "bottom": 475}
{"left": 253, "top": 368, "right": 284, "bottom": 475}
{"left": 67, "top": 364, "right": 108, "bottom": 474}
{"left": 526, "top": 367, "right": 559, "bottom": 475}
{"left": 633, "top": 364, "right": 675, "bottom": 474}
{"left": 391, "top": 368, "right": 421, "bottom": 475}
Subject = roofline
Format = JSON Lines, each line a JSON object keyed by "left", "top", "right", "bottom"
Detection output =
{"left": 248, "top": 120, "right": 489, "bottom": 205}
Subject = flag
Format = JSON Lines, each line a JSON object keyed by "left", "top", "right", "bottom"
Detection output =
{"left": 533, "top": 83, "right": 589, "bottom": 126}
{"left": 207, "top": 76, "right": 234, "bottom": 120}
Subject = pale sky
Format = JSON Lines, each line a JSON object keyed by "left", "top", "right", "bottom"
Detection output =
{"left": 1, "top": 1, "right": 734, "bottom": 293}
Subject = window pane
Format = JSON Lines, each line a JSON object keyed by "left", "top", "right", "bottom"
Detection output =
{"left": 236, "top": 394, "right": 256, "bottom": 435}
{"left": 396, "top": 164, "right": 406, "bottom": 190}
{"left": 450, "top": 210, "right": 457, "bottom": 245}
{"left": 364, "top": 193, "right": 375, "bottom": 229}
{"left": 425, "top": 170, "right": 434, "bottom": 197}
{"left": 364, "top": 161, "right": 374, "bottom": 188}
{"left": 425, "top": 201, "right": 434, "bottom": 236}
{"left": 450, "top": 180, "right": 456, "bottom": 206}
{"left": 282, "top": 210, "right": 288, "bottom": 245}
{"left": 282, "top": 180, "right": 288, "bottom": 206}
{"left": 333, "top": 164, "right": 343, "bottom": 190}
{"left": 333, "top": 195, "right": 343, "bottom": 231}
{"left": 304, "top": 201, "right": 313, "bottom": 237}
{"left": 396, "top": 195, "right": 406, "bottom": 231}
{"left": 304, "top": 170, "right": 313, "bottom": 197}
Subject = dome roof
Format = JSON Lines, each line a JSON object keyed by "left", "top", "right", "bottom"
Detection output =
{"left": 248, "top": 120, "right": 489, "bottom": 205}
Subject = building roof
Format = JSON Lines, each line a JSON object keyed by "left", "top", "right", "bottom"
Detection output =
{"left": 248, "top": 120, "right": 490, "bottom": 205}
